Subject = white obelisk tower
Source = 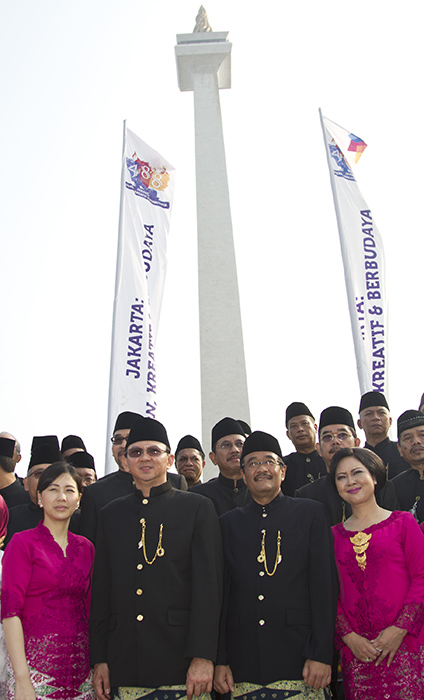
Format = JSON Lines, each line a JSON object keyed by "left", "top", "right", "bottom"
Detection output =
{"left": 175, "top": 8, "right": 250, "bottom": 477}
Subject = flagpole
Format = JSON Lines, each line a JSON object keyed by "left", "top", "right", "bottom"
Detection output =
{"left": 104, "top": 120, "right": 127, "bottom": 474}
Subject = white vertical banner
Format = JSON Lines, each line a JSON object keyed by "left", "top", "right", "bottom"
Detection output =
{"left": 105, "top": 123, "right": 176, "bottom": 472}
{"left": 319, "top": 110, "right": 387, "bottom": 396}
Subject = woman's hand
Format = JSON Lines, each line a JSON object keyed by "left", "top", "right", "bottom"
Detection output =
{"left": 14, "top": 676, "right": 36, "bottom": 700}
{"left": 372, "top": 626, "right": 407, "bottom": 667}
{"left": 342, "top": 631, "right": 379, "bottom": 663}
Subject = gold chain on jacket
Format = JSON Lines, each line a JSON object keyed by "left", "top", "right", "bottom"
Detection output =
{"left": 138, "top": 518, "right": 165, "bottom": 564}
{"left": 350, "top": 531, "right": 372, "bottom": 571}
{"left": 257, "top": 528, "right": 282, "bottom": 576}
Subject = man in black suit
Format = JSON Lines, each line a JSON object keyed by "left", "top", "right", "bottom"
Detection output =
{"left": 79, "top": 411, "right": 186, "bottom": 543}
{"left": 295, "top": 406, "right": 399, "bottom": 524}
{"left": 357, "top": 391, "right": 408, "bottom": 479}
{"left": 392, "top": 409, "right": 424, "bottom": 522}
{"left": 191, "top": 417, "right": 250, "bottom": 515}
{"left": 214, "top": 430, "right": 337, "bottom": 698}
{"left": 90, "top": 416, "right": 223, "bottom": 700}
{"left": 282, "top": 402, "right": 325, "bottom": 496}
{"left": 0, "top": 436, "right": 29, "bottom": 509}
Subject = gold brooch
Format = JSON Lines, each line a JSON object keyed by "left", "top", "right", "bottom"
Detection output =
{"left": 350, "top": 531, "right": 372, "bottom": 571}
{"left": 257, "top": 529, "right": 282, "bottom": 576}
{"left": 138, "top": 518, "right": 165, "bottom": 564}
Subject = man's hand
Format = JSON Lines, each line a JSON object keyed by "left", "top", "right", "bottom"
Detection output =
{"left": 372, "top": 626, "right": 407, "bottom": 667}
{"left": 186, "top": 658, "right": 214, "bottom": 700}
{"left": 213, "top": 664, "right": 235, "bottom": 694}
{"left": 93, "top": 663, "right": 111, "bottom": 700}
{"left": 302, "top": 660, "right": 331, "bottom": 690}
{"left": 342, "top": 631, "right": 379, "bottom": 663}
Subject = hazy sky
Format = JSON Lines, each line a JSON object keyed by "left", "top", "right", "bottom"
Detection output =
{"left": 1, "top": 0, "right": 422, "bottom": 475}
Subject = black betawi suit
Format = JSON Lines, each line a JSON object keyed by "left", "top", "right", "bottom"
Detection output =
{"left": 79, "top": 469, "right": 187, "bottom": 544}
{"left": 90, "top": 481, "right": 223, "bottom": 688}
{"left": 218, "top": 493, "right": 337, "bottom": 684}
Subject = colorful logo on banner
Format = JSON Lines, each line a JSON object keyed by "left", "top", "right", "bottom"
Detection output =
{"left": 126, "top": 152, "right": 171, "bottom": 209}
{"left": 348, "top": 133, "right": 367, "bottom": 163}
{"left": 329, "top": 141, "right": 356, "bottom": 182}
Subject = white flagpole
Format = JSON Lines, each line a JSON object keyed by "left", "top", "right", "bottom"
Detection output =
{"left": 105, "top": 120, "right": 127, "bottom": 473}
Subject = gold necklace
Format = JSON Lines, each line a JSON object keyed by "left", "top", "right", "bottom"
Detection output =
{"left": 257, "top": 528, "right": 282, "bottom": 576}
{"left": 350, "top": 531, "right": 372, "bottom": 571}
{"left": 138, "top": 518, "right": 165, "bottom": 564}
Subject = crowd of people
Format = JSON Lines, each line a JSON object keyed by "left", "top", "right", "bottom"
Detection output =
{"left": 0, "top": 390, "right": 424, "bottom": 700}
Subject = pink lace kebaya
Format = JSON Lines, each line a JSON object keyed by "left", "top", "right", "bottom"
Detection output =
{"left": 1, "top": 521, "right": 94, "bottom": 699}
{"left": 332, "top": 511, "right": 424, "bottom": 700}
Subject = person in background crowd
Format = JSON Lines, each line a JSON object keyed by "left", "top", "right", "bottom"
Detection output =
{"left": 175, "top": 436, "right": 205, "bottom": 488}
{"left": 0, "top": 438, "right": 29, "bottom": 509}
{"left": 61, "top": 435, "right": 87, "bottom": 462}
{"left": 295, "top": 406, "right": 398, "bottom": 525}
{"left": 31, "top": 436, "right": 60, "bottom": 453}
{"left": 237, "top": 420, "right": 252, "bottom": 437}
{"left": 1, "top": 462, "right": 95, "bottom": 700}
{"left": 68, "top": 451, "right": 97, "bottom": 491}
{"left": 392, "top": 410, "right": 424, "bottom": 523}
{"left": 331, "top": 447, "right": 424, "bottom": 699}
{"left": 215, "top": 430, "right": 337, "bottom": 700}
{"left": 78, "top": 412, "right": 143, "bottom": 543}
{"left": 419, "top": 394, "right": 424, "bottom": 414}
{"left": 0, "top": 434, "right": 21, "bottom": 470}
{"left": 90, "top": 417, "right": 223, "bottom": 700}
{"left": 191, "top": 417, "right": 250, "bottom": 515}
{"left": 282, "top": 402, "right": 325, "bottom": 497}
{"left": 357, "top": 392, "right": 408, "bottom": 479}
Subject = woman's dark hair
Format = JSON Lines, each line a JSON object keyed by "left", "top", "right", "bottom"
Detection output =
{"left": 329, "top": 447, "right": 387, "bottom": 494}
{"left": 37, "top": 461, "right": 82, "bottom": 495}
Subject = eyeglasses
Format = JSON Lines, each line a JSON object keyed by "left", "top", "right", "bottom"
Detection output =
{"left": 320, "top": 432, "right": 351, "bottom": 444}
{"left": 126, "top": 447, "right": 169, "bottom": 459}
{"left": 111, "top": 435, "right": 128, "bottom": 445}
{"left": 216, "top": 440, "right": 244, "bottom": 451}
{"left": 243, "top": 459, "right": 283, "bottom": 470}
{"left": 27, "top": 469, "right": 45, "bottom": 479}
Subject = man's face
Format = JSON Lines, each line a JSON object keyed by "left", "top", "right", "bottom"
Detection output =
{"left": 242, "top": 450, "right": 286, "bottom": 501}
{"left": 111, "top": 428, "right": 131, "bottom": 470}
{"left": 76, "top": 467, "right": 97, "bottom": 491}
{"left": 122, "top": 440, "right": 174, "bottom": 492}
{"left": 209, "top": 434, "right": 245, "bottom": 478}
{"left": 24, "top": 464, "right": 49, "bottom": 504}
{"left": 358, "top": 406, "right": 391, "bottom": 441}
{"left": 286, "top": 415, "right": 318, "bottom": 451}
{"left": 398, "top": 426, "right": 424, "bottom": 468}
{"left": 317, "top": 424, "right": 360, "bottom": 471}
{"left": 175, "top": 448, "right": 205, "bottom": 487}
